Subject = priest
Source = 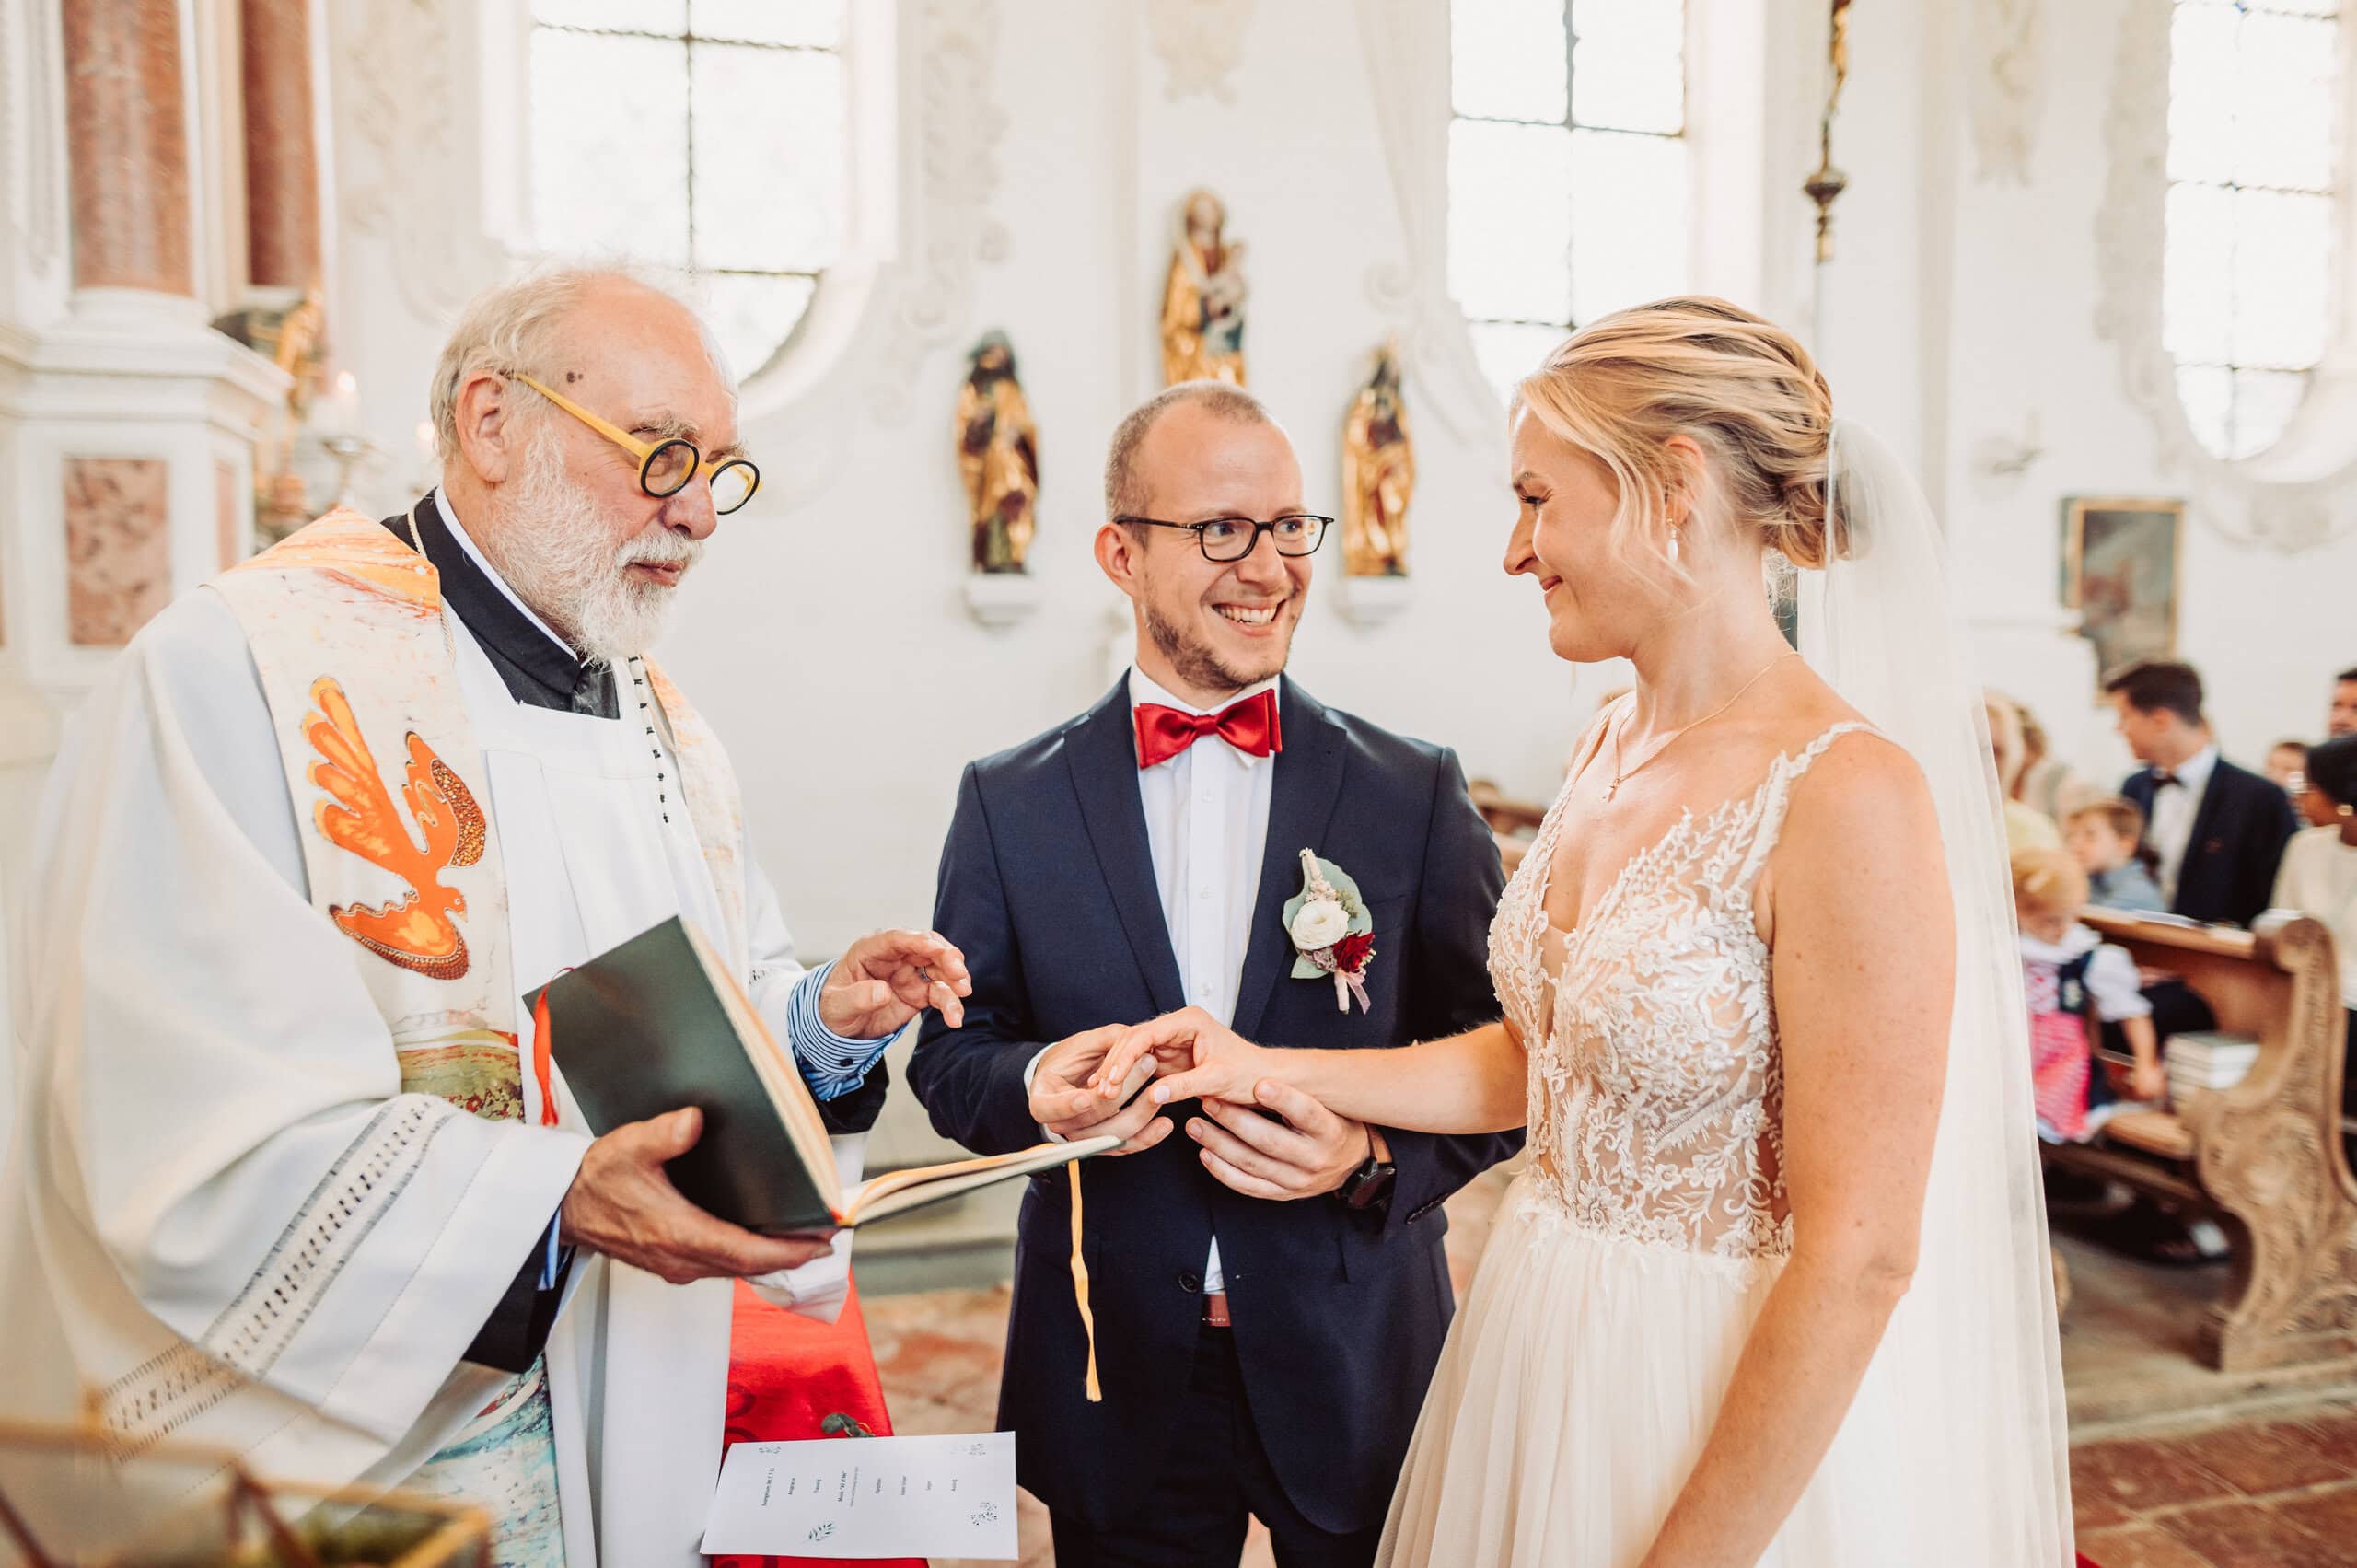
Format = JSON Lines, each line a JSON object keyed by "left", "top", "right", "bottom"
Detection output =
{"left": 0, "top": 267, "right": 968, "bottom": 1566}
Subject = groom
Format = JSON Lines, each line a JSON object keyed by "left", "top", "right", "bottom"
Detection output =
{"left": 908, "top": 382, "right": 1518, "bottom": 1565}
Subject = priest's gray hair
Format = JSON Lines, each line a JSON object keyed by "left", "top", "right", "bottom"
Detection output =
{"left": 1104, "top": 380, "right": 1278, "bottom": 522}
{"left": 429, "top": 262, "right": 736, "bottom": 468}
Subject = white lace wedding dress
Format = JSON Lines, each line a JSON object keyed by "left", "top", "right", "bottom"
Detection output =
{"left": 1378, "top": 722, "right": 1922, "bottom": 1567}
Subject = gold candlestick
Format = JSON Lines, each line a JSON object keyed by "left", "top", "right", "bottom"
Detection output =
{"left": 1806, "top": 0, "right": 1854, "bottom": 264}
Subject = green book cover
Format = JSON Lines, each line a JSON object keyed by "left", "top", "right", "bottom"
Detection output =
{"left": 535, "top": 916, "right": 839, "bottom": 1235}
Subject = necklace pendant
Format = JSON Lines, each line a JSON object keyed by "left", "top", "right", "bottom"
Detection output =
{"left": 1604, "top": 778, "right": 1620, "bottom": 801}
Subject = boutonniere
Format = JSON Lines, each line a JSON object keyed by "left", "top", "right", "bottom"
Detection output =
{"left": 1284, "top": 848, "right": 1376, "bottom": 1014}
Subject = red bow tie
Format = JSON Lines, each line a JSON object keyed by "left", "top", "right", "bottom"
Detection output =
{"left": 1134, "top": 689, "right": 1283, "bottom": 770}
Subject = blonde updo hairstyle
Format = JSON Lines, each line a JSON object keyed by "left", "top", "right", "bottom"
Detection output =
{"left": 1513, "top": 296, "right": 1840, "bottom": 575}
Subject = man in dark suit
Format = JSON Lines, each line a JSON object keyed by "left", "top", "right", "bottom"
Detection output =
{"left": 2108, "top": 659, "right": 2298, "bottom": 928}
{"left": 908, "top": 382, "right": 1518, "bottom": 1567}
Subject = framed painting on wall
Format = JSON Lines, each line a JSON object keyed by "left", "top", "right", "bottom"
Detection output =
{"left": 2061, "top": 496, "right": 2184, "bottom": 688}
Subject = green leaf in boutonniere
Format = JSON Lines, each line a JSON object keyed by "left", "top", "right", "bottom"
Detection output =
{"left": 1284, "top": 850, "right": 1376, "bottom": 980}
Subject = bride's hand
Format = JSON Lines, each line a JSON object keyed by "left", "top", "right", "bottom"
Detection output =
{"left": 1093, "top": 1006, "right": 1278, "bottom": 1108}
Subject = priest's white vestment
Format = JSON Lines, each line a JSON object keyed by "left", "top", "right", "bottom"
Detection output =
{"left": 0, "top": 508, "right": 869, "bottom": 1567}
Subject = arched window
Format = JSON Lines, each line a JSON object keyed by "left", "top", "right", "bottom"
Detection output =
{"left": 1446, "top": 0, "right": 1689, "bottom": 401}
{"left": 2163, "top": 0, "right": 2342, "bottom": 460}
{"left": 527, "top": 1, "right": 846, "bottom": 380}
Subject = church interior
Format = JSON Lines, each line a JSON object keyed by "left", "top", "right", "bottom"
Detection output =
{"left": 4, "top": 0, "right": 2357, "bottom": 1563}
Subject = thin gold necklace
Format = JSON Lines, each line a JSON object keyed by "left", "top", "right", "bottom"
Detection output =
{"left": 1606, "top": 650, "right": 1798, "bottom": 801}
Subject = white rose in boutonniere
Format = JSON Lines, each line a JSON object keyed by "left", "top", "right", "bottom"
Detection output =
{"left": 1289, "top": 898, "right": 1351, "bottom": 950}
{"left": 1282, "top": 848, "right": 1377, "bottom": 1014}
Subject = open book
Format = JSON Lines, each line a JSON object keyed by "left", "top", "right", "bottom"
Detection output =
{"left": 537, "top": 916, "right": 1118, "bottom": 1233}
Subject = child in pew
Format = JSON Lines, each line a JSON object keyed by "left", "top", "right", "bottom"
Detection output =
{"left": 2064, "top": 796, "right": 2168, "bottom": 913}
{"left": 2014, "top": 847, "right": 2165, "bottom": 1143}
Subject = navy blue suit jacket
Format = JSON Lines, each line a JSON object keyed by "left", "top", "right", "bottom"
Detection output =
{"left": 907, "top": 677, "right": 1519, "bottom": 1533}
{"left": 2123, "top": 756, "right": 2297, "bottom": 927}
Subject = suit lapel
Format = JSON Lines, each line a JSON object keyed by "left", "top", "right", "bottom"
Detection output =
{"left": 2183, "top": 761, "right": 2231, "bottom": 878}
{"left": 1235, "top": 679, "right": 1349, "bottom": 1040}
{"left": 1066, "top": 679, "right": 1187, "bottom": 1015}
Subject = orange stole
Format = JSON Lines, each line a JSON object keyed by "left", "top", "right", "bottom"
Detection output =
{"left": 714, "top": 1281, "right": 922, "bottom": 1568}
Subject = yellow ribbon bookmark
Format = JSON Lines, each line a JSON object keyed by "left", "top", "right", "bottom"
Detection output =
{"left": 1069, "top": 1162, "right": 1101, "bottom": 1402}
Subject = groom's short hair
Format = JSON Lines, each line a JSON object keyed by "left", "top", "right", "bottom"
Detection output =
{"left": 1104, "top": 380, "right": 1276, "bottom": 522}
{"left": 2103, "top": 659, "right": 2205, "bottom": 726}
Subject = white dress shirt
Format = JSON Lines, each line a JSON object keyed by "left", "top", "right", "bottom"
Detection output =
{"left": 1027, "top": 666, "right": 1278, "bottom": 1295}
{"left": 2149, "top": 745, "right": 2219, "bottom": 905}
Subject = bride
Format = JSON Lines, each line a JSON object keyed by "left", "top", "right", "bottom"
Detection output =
{"left": 1095, "top": 297, "right": 2073, "bottom": 1564}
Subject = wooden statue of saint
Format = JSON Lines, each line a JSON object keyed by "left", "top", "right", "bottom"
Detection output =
{"left": 958, "top": 331, "right": 1039, "bottom": 574}
{"left": 1160, "top": 189, "right": 1248, "bottom": 387}
{"left": 1341, "top": 340, "right": 1413, "bottom": 576}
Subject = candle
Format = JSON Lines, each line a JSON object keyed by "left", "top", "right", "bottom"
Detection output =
{"left": 322, "top": 370, "right": 359, "bottom": 436}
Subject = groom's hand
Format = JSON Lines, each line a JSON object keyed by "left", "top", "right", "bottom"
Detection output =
{"left": 819, "top": 928, "right": 972, "bottom": 1038}
{"left": 1028, "top": 1025, "right": 1175, "bottom": 1156}
{"left": 1189, "top": 1080, "right": 1373, "bottom": 1201}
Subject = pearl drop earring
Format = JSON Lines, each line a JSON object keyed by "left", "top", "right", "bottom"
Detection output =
{"left": 1666, "top": 528, "right": 1681, "bottom": 565}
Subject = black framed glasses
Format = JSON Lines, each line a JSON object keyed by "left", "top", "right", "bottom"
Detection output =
{"left": 1115, "top": 512, "right": 1332, "bottom": 562}
{"left": 513, "top": 373, "right": 761, "bottom": 515}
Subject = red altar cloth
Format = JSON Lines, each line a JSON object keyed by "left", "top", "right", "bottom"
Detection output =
{"left": 712, "top": 1279, "right": 923, "bottom": 1568}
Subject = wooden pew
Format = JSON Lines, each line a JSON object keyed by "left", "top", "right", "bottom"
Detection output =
{"left": 2040, "top": 910, "right": 2351, "bottom": 1372}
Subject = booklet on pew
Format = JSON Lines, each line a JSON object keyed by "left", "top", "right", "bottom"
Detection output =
{"left": 538, "top": 916, "right": 1118, "bottom": 1235}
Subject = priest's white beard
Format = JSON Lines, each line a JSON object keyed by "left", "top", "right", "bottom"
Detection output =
{"left": 482, "top": 433, "right": 705, "bottom": 668}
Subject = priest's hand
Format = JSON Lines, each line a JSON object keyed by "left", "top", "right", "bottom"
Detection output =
{"left": 560, "top": 1107, "right": 838, "bottom": 1285}
{"left": 1028, "top": 1024, "right": 1175, "bottom": 1155}
{"left": 820, "top": 929, "right": 973, "bottom": 1037}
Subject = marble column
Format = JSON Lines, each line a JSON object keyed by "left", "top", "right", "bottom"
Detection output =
{"left": 240, "top": 0, "right": 323, "bottom": 290}
{"left": 61, "top": 0, "right": 193, "bottom": 297}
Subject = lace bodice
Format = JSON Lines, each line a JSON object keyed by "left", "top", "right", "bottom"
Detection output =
{"left": 1489, "top": 723, "right": 1874, "bottom": 1266}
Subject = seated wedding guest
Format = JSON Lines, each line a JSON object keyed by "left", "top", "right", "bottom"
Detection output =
{"left": 2015, "top": 699, "right": 2096, "bottom": 822}
{"left": 2111, "top": 658, "right": 2298, "bottom": 927}
{"left": 908, "top": 381, "right": 1517, "bottom": 1566}
{"left": 2332, "top": 666, "right": 2357, "bottom": 738}
{"left": 0, "top": 267, "right": 969, "bottom": 1565}
{"left": 2272, "top": 733, "right": 2357, "bottom": 1111}
{"left": 1986, "top": 691, "right": 2062, "bottom": 852}
{"left": 2268, "top": 738, "right": 2309, "bottom": 793}
{"left": 2271, "top": 738, "right": 2340, "bottom": 829}
{"left": 2014, "top": 848, "right": 2162, "bottom": 1143}
{"left": 2064, "top": 796, "right": 2166, "bottom": 912}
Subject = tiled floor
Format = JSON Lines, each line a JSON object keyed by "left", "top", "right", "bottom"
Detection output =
{"left": 865, "top": 1169, "right": 2357, "bottom": 1566}
{"left": 2071, "top": 1400, "right": 2357, "bottom": 1567}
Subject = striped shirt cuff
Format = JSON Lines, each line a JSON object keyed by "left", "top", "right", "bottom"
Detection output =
{"left": 787, "top": 961, "right": 897, "bottom": 1100}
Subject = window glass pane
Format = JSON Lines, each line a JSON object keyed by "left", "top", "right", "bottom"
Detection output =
{"left": 1570, "top": 129, "right": 1686, "bottom": 323}
{"left": 2164, "top": 0, "right": 2339, "bottom": 459}
{"left": 2231, "top": 189, "right": 2331, "bottom": 366}
{"left": 1570, "top": 0, "right": 1683, "bottom": 133}
{"left": 1448, "top": 119, "right": 1573, "bottom": 323}
{"left": 2229, "top": 368, "right": 2310, "bottom": 458}
{"left": 1571, "top": 0, "right": 1684, "bottom": 58}
{"left": 2175, "top": 365, "right": 2233, "bottom": 456}
{"left": 2166, "top": 6, "right": 2236, "bottom": 184}
{"left": 1572, "top": 41, "right": 1682, "bottom": 133}
{"left": 690, "top": 44, "right": 842, "bottom": 273}
{"left": 691, "top": 0, "right": 842, "bottom": 48}
{"left": 534, "top": 0, "right": 685, "bottom": 33}
{"left": 700, "top": 273, "right": 818, "bottom": 382}
{"left": 1451, "top": 0, "right": 1568, "bottom": 123}
{"left": 2233, "top": 11, "right": 2339, "bottom": 190}
{"left": 1469, "top": 320, "right": 1570, "bottom": 406}
{"left": 2162, "top": 180, "right": 2234, "bottom": 365}
{"left": 532, "top": 30, "right": 691, "bottom": 266}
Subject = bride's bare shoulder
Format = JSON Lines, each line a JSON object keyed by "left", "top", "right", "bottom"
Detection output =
{"left": 1769, "top": 722, "right": 1941, "bottom": 884}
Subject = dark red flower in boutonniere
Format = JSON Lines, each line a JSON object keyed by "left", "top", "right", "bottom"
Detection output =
{"left": 1330, "top": 931, "right": 1376, "bottom": 974}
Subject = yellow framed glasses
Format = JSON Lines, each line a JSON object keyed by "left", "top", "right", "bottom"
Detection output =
{"left": 512, "top": 373, "right": 761, "bottom": 515}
